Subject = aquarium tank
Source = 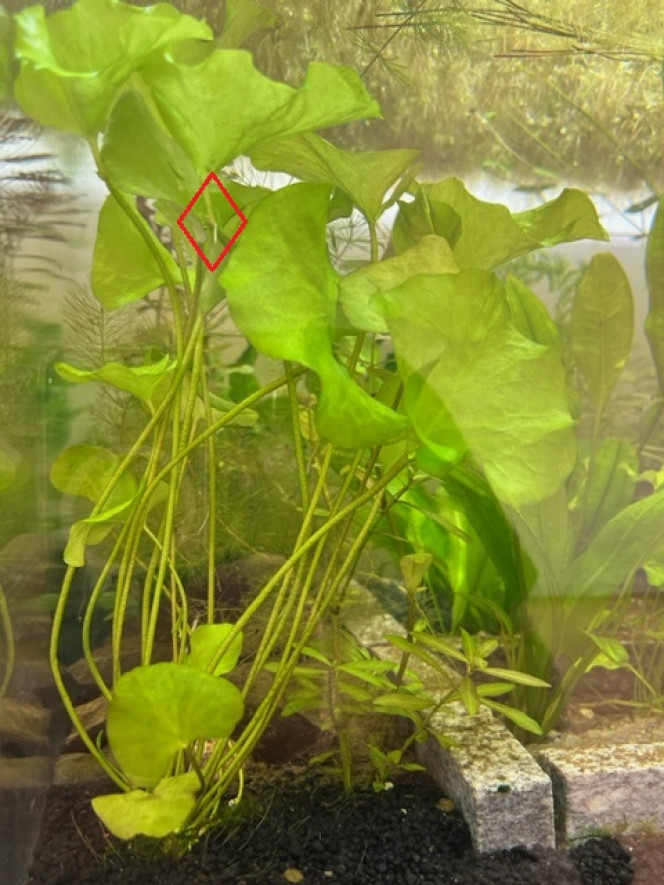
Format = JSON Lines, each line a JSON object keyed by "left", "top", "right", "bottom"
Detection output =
{"left": 1, "top": 1, "right": 663, "bottom": 883}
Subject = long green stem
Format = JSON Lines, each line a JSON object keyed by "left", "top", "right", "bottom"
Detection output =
{"left": 0, "top": 583, "right": 14, "bottom": 698}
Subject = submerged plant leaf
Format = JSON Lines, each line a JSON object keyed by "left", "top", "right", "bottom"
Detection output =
{"left": 186, "top": 624, "right": 243, "bottom": 676}
{"left": 64, "top": 498, "right": 135, "bottom": 567}
{"left": 378, "top": 270, "right": 575, "bottom": 506}
{"left": 571, "top": 253, "right": 633, "bottom": 416}
{"left": 13, "top": 0, "right": 212, "bottom": 136}
{"left": 55, "top": 355, "right": 176, "bottom": 407}
{"left": 0, "top": 7, "right": 11, "bottom": 104}
{"left": 92, "top": 195, "right": 180, "bottom": 310}
{"left": 101, "top": 90, "right": 199, "bottom": 205}
{"left": 217, "top": 0, "right": 276, "bottom": 49}
{"left": 340, "top": 235, "right": 458, "bottom": 333}
{"left": 140, "top": 50, "right": 381, "bottom": 173}
{"left": 504, "top": 275, "right": 560, "bottom": 349}
{"left": 50, "top": 444, "right": 136, "bottom": 505}
{"left": 250, "top": 133, "right": 419, "bottom": 224}
{"left": 574, "top": 438, "right": 638, "bottom": 546}
{"left": 646, "top": 199, "right": 664, "bottom": 392}
{"left": 222, "top": 182, "right": 405, "bottom": 448}
{"left": 107, "top": 662, "right": 244, "bottom": 788}
{"left": 566, "top": 487, "right": 664, "bottom": 598}
{"left": 514, "top": 188, "right": 608, "bottom": 247}
{"left": 92, "top": 771, "right": 199, "bottom": 840}
{"left": 392, "top": 178, "right": 607, "bottom": 269}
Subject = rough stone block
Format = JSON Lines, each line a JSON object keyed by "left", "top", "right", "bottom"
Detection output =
{"left": 344, "top": 586, "right": 555, "bottom": 853}
{"left": 419, "top": 705, "right": 555, "bottom": 853}
{"left": 537, "top": 742, "right": 664, "bottom": 840}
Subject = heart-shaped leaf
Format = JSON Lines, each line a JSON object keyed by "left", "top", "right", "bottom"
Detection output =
{"left": 108, "top": 662, "right": 244, "bottom": 788}
{"left": 186, "top": 624, "right": 243, "bottom": 676}
{"left": 92, "top": 771, "right": 199, "bottom": 840}
{"left": 140, "top": 50, "right": 381, "bottom": 173}
{"left": 378, "top": 270, "right": 575, "bottom": 506}
{"left": 222, "top": 182, "right": 405, "bottom": 448}
{"left": 340, "top": 235, "right": 458, "bottom": 333}
{"left": 92, "top": 195, "right": 180, "bottom": 310}
{"left": 14, "top": 0, "right": 212, "bottom": 137}
{"left": 55, "top": 355, "right": 177, "bottom": 406}
{"left": 251, "top": 133, "right": 419, "bottom": 224}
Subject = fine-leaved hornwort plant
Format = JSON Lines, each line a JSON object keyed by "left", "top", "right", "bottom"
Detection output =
{"left": 7, "top": 0, "right": 618, "bottom": 853}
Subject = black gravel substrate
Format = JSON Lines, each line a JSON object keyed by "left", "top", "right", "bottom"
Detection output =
{"left": 27, "top": 768, "right": 635, "bottom": 885}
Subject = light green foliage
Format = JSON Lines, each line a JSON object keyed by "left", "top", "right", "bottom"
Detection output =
{"left": 216, "top": 0, "right": 276, "bottom": 50}
{"left": 92, "top": 196, "right": 181, "bottom": 310}
{"left": 646, "top": 200, "right": 664, "bottom": 391}
{"left": 140, "top": 50, "right": 381, "bottom": 174}
{"left": 185, "top": 623, "right": 243, "bottom": 676}
{"left": 92, "top": 772, "right": 200, "bottom": 840}
{"left": 50, "top": 444, "right": 137, "bottom": 506}
{"left": 572, "top": 253, "right": 634, "bottom": 417}
{"left": 13, "top": 0, "right": 211, "bottom": 136}
{"left": 55, "top": 355, "right": 177, "bottom": 407}
{"left": 0, "top": 6, "right": 10, "bottom": 103}
{"left": 107, "top": 662, "right": 243, "bottom": 788}
{"left": 392, "top": 178, "right": 607, "bottom": 269}
{"left": 339, "top": 235, "right": 458, "bottom": 333}
{"left": 9, "top": 0, "right": 638, "bottom": 849}
{"left": 250, "top": 133, "right": 419, "bottom": 225}
{"left": 377, "top": 269, "right": 576, "bottom": 506}
{"left": 222, "top": 182, "right": 406, "bottom": 448}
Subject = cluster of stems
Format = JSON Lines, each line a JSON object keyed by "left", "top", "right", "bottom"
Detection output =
{"left": 48, "top": 139, "right": 413, "bottom": 836}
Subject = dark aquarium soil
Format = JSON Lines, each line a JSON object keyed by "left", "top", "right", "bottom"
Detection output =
{"left": 27, "top": 767, "right": 635, "bottom": 885}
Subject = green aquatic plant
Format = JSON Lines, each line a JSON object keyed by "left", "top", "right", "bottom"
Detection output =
{"left": 8, "top": 0, "right": 615, "bottom": 852}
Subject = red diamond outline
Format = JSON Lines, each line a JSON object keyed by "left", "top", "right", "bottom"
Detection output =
{"left": 177, "top": 172, "right": 248, "bottom": 272}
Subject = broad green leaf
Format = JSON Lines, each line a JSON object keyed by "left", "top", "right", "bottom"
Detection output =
{"left": 574, "top": 438, "right": 637, "bottom": 545}
{"left": 340, "top": 236, "right": 458, "bottom": 333}
{"left": 513, "top": 188, "right": 608, "bottom": 247}
{"left": 571, "top": 253, "right": 633, "bottom": 415}
{"left": 400, "top": 552, "right": 434, "bottom": 594}
{"left": 92, "top": 195, "right": 180, "bottom": 310}
{"left": 483, "top": 667, "right": 550, "bottom": 687}
{"left": 50, "top": 444, "right": 136, "bottom": 505}
{"left": 185, "top": 624, "right": 242, "bottom": 676}
{"left": 646, "top": 200, "right": 664, "bottom": 391}
{"left": 379, "top": 270, "right": 575, "bottom": 506}
{"left": 140, "top": 50, "right": 381, "bottom": 173}
{"left": 0, "top": 441, "right": 28, "bottom": 493}
{"left": 566, "top": 487, "right": 664, "bottom": 598}
{"left": 392, "top": 178, "right": 606, "bottom": 269}
{"left": 504, "top": 275, "right": 560, "bottom": 349}
{"left": 55, "top": 355, "right": 176, "bottom": 407}
{"left": 108, "top": 662, "right": 243, "bottom": 788}
{"left": 482, "top": 699, "right": 543, "bottom": 735}
{"left": 64, "top": 499, "right": 135, "bottom": 567}
{"left": 14, "top": 0, "right": 212, "bottom": 137}
{"left": 584, "top": 651, "right": 626, "bottom": 673}
{"left": 514, "top": 485, "right": 573, "bottom": 602}
{"left": 92, "top": 772, "right": 199, "bottom": 840}
{"left": 457, "top": 675, "right": 479, "bottom": 715}
{"left": 0, "top": 7, "right": 11, "bottom": 104}
{"left": 222, "top": 183, "right": 405, "bottom": 448}
{"left": 583, "top": 632, "right": 629, "bottom": 665}
{"left": 250, "top": 132, "right": 419, "bottom": 224}
{"left": 444, "top": 466, "right": 531, "bottom": 617}
{"left": 217, "top": 0, "right": 276, "bottom": 49}
{"left": 101, "top": 89, "right": 199, "bottom": 205}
